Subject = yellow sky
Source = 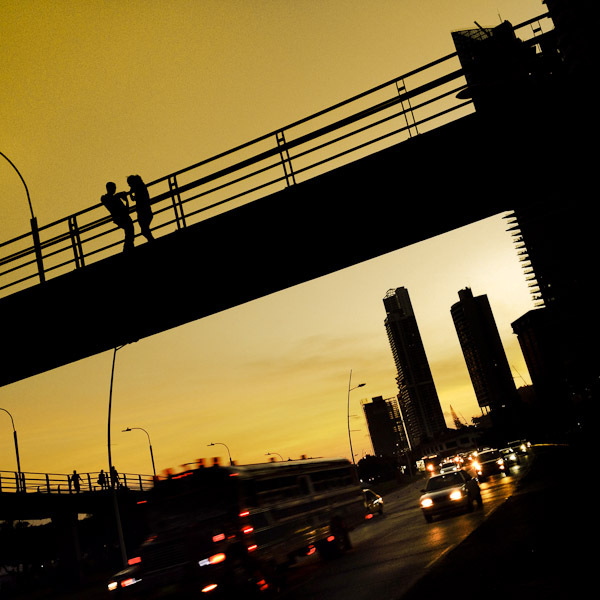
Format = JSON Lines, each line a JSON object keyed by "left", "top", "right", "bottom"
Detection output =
{"left": 1, "top": 1, "right": 547, "bottom": 477}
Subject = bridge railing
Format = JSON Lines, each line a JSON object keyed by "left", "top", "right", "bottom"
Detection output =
{"left": 0, "top": 15, "right": 550, "bottom": 299}
{"left": 0, "top": 470, "right": 155, "bottom": 494}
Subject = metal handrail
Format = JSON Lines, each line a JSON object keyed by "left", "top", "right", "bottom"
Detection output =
{"left": 0, "top": 14, "right": 550, "bottom": 298}
{"left": 0, "top": 470, "right": 155, "bottom": 494}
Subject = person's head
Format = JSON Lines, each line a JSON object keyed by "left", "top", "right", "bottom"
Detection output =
{"left": 106, "top": 181, "right": 116, "bottom": 194}
{"left": 127, "top": 174, "right": 142, "bottom": 188}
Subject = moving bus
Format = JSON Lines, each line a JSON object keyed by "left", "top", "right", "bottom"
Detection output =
{"left": 107, "top": 458, "right": 367, "bottom": 597}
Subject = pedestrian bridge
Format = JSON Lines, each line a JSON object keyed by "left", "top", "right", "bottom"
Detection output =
{"left": 0, "top": 469, "right": 153, "bottom": 520}
{"left": 1, "top": 12, "right": 577, "bottom": 389}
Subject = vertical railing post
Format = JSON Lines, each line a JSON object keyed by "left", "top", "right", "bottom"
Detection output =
{"left": 68, "top": 215, "right": 85, "bottom": 269}
{"left": 46, "top": 473, "right": 51, "bottom": 493}
{"left": 276, "top": 130, "right": 296, "bottom": 187}
{"left": 396, "top": 78, "right": 419, "bottom": 138}
{"left": 168, "top": 175, "right": 187, "bottom": 229}
{"left": 30, "top": 217, "right": 46, "bottom": 284}
{"left": 87, "top": 472, "right": 93, "bottom": 491}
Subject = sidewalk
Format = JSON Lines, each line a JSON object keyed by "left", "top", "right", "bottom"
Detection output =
{"left": 400, "top": 444, "right": 590, "bottom": 599}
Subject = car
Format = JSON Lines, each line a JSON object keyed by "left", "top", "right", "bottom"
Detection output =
{"left": 439, "top": 461, "right": 460, "bottom": 474}
{"left": 419, "top": 470, "right": 482, "bottom": 522}
{"left": 500, "top": 446, "right": 521, "bottom": 468}
{"left": 508, "top": 440, "right": 531, "bottom": 455}
{"left": 471, "top": 449, "right": 508, "bottom": 480}
{"left": 363, "top": 488, "right": 384, "bottom": 516}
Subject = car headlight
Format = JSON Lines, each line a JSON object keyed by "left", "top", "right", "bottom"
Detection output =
{"left": 421, "top": 498, "right": 433, "bottom": 508}
{"left": 449, "top": 490, "right": 463, "bottom": 501}
{"left": 108, "top": 581, "right": 118, "bottom": 592}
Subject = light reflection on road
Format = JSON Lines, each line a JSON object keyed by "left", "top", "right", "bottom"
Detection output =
{"left": 279, "top": 457, "right": 530, "bottom": 600}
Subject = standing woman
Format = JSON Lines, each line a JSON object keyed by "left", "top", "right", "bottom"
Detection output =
{"left": 127, "top": 174, "right": 154, "bottom": 242}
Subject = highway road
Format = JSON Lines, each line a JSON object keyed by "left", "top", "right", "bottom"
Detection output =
{"left": 278, "top": 456, "right": 532, "bottom": 600}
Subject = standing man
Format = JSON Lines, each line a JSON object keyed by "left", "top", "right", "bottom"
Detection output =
{"left": 127, "top": 174, "right": 154, "bottom": 242}
{"left": 101, "top": 181, "right": 134, "bottom": 252}
{"left": 71, "top": 470, "right": 82, "bottom": 493}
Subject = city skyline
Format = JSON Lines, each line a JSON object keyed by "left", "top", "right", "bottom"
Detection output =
{"left": 1, "top": 1, "right": 545, "bottom": 477}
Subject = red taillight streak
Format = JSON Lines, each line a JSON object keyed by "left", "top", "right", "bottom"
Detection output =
{"left": 209, "top": 553, "right": 226, "bottom": 564}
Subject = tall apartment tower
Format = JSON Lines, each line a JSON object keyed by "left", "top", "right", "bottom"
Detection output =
{"left": 383, "top": 287, "right": 447, "bottom": 449}
{"left": 450, "top": 288, "right": 519, "bottom": 419}
{"left": 362, "top": 395, "right": 408, "bottom": 459}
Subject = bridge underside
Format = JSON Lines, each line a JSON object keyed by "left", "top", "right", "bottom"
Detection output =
{"left": 0, "top": 107, "right": 580, "bottom": 388}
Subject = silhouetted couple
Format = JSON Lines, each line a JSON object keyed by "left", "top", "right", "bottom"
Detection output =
{"left": 101, "top": 175, "right": 154, "bottom": 252}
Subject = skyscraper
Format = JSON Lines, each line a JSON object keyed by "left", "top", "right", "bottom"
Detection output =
{"left": 362, "top": 395, "right": 407, "bottom": 458}
{"left": 383, "top": 287, "right": 446, "bottom": 449}
{"left": 450, "top": 288, "right": 519, "bottom": 423}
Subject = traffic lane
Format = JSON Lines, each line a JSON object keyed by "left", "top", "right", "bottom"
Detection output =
{"left": 401, "top": 444, "right": 591, "bottom": 600}
{"left": 279, "top": 469, "right": 524, "bottom": 600}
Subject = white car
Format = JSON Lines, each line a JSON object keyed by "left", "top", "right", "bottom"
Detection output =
{"left": 419, "top": 470, "right": 482, "bottom": 523}
{"left": 439, "top": 461, "right": 459, "bottom": 474}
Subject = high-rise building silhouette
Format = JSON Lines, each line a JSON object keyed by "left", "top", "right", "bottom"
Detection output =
{"left": 450, "top": 288, "right": 519, "bottom": 429}
{"left": 383, "top": 287, "right": 446, "bottom": 450}
{"left": 361, "top": 395, "right": 408, "bottom": 459}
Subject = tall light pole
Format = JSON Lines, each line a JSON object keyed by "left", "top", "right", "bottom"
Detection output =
{"left": 208, "top": 442, "right": 233, "bottom": 465}
{"left": 0, "top": 408, "right": 22, "bottom": 492}
{"left": 107, "top": 344, "right": 132, "bottom": 568}
{"left": 1, "top": 151, "right": 45, "bottom": 282}
{"left": 123, "top": 427, "right": 156, "bottom": 477}
{"left": 347, "top": 370, "right": 365, "bottom": 468}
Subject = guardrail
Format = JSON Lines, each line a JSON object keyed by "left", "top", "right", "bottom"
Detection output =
{"left": 0, "top": 470, "right": 154, "bottom": 494}
{"left": 0, "top": 15, "right": 550, "bottom": 298}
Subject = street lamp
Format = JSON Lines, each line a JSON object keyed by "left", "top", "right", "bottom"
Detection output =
{"left": 123, "top": 427, "right": 156, "bottom": 477}
{"left": 107, "top": 343, "right": 135, "bottom": 568}
{"left": 1, "top": 150, "right": 45, "bottom": 283}
{"left": 0, "top": 408, "right": 23, "bottom": 492}
{"left": 265, "top": 452, "right": 283, "bottom": 462}
{"left": 208, "top": 442, "right": 233, "bottom": 466}
{"left": 347, "top": 370, "right": 365, "bottom": 468}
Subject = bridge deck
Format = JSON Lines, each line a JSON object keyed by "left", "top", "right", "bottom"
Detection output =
{"left": 0, "top": 14, "right": 577, "bottom": 390}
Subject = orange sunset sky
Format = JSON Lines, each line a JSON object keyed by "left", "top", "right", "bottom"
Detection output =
{"left": 1, "top": 1, "right": 548, "bottom": 476}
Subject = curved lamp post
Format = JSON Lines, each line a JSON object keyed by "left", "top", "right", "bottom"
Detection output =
{"left": 265, "top": 452, "right": 283, "bottom": 462}
{"left": 123, "top": 427, "right": 156, "bottom": 477}
{"left": 107, "top": 343, "right": 134, "bottom": 568}
{"left": 208, "top": 442, "right": 233, "bottom": 466}
{"left": 1, "top": 151, "right": 45, "bottom": 282}
{"left": 0, "top": 408, "right": 23, "bottom": 492}
{"left": 347, "top": 370, "right": 365, "bottom": 468}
